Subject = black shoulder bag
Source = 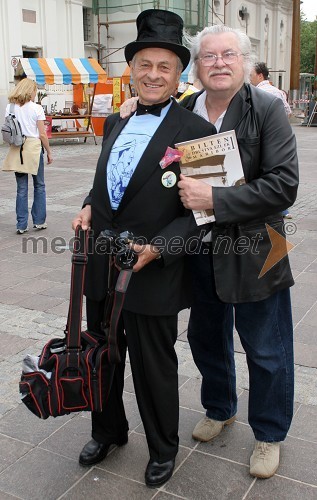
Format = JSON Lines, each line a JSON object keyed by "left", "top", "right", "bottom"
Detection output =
{"left": 19, "top": 226, "right": 133, "bottom": 419}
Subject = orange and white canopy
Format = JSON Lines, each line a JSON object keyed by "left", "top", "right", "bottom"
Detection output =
{"left": 16, "top": 58, "right": 107, "bottom": 85}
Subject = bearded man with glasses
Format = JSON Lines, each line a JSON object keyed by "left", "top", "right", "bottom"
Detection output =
{"left": 120, "top": 24, "right": 298, "bottom": 480}
{"left": 177, "top": 25, "right": 298, "bottom": 479}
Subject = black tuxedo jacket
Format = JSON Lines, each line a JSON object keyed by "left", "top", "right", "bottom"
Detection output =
{"left": 84, "top": 100, "right": 216, "bottom": 315}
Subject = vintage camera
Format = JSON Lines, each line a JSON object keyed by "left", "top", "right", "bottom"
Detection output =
{"left": 98, "top": 229, "right": 138, "bottom": 270}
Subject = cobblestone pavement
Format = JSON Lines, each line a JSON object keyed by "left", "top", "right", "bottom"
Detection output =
{"left": 0, "top": 125, "right": 316, "bottom": 499}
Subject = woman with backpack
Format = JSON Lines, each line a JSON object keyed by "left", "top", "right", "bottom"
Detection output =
{"left": 2, "top": 78, "right": 53, "bottom": 234}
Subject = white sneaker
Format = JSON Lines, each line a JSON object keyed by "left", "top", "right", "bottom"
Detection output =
{"left": 17, "top": 228, "right": 28, "bottom": 234}
{"left": 192, "top": 415, "right": 236, "bottom": 442}
{"left": 33, "top": 223, "right": 47, "bottom": 230}
{"left": 250, "top": 441, "right": 280, "bottom": 478}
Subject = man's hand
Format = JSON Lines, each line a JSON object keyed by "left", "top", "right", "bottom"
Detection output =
{"left": 72, "top": 205, "right": 91, "bottom": 231}
{"left": 178, "top": 174, "right": 213, "bottom": 210}
{"left": 119, "top": 96, "right": 139, "bottom": 119}
{"left": 131, "top": 243, "right": 160, "bottom": 272}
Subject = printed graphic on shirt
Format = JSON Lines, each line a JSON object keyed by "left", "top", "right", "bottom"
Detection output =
{"left": 107, "top": 140, "right": 137, "bottom": 208}
{"left": 106, "top": 107, "right": 171, "bottom": 210}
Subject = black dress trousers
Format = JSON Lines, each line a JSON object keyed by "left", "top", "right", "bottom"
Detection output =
{"left": 86, "top": 297, "right": 179, "bottom": 463}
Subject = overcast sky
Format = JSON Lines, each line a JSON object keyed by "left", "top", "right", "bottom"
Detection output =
{"left": 301, "top": 0, "right": 316, "bottom": 21}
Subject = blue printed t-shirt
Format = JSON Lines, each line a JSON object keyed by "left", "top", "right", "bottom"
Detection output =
{"left": 107, "top": 102, "right": 172, "bottom": 210}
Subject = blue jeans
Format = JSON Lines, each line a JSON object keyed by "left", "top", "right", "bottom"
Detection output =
{"left": 15, "top": 152, "right": 46, "bottom": 230}
{"left": 188, "top": 247, "right": 294, "bottom": 442}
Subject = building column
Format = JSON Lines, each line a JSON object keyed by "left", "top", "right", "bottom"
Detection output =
{"left": 65, "top": 0, "right": 84, "bottom": 57}
{"left": 290, "top": 0, "right": 301, "bottom": 103}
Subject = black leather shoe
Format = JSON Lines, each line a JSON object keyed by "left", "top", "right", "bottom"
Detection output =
{"left": 145, "top": 458, "right": 175, "bottom": 488}
{"left": 79, "top": 434, "right": 128, "bottom": 466}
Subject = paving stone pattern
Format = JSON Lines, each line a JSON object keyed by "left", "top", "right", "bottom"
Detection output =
{"left": 0, "top": 125, "right": 316, "bottom": 499}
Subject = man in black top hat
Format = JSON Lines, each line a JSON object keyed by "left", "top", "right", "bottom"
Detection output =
{"left": 72, "top": 9, "right": 216, "bottom": 488}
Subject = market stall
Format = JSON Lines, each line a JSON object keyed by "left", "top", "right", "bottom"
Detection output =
{"left": 15, "top": 58, "right": 108, "bottom": 141}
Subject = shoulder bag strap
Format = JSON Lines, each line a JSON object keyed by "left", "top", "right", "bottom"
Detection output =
{"left": 65, "top": 226, "right": 88, "bottom": 366}
{"left": 107, "top": 269, "right": 133, "bottom": 364}
{"left": 9, "top": 103, "right": 25, "bottom": 164}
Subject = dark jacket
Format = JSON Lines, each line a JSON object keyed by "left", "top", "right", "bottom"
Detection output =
{"left": 84, "top": 99, "right": 216, "bottom": 315}
{"left": 181, "top": 84, "right": 299, "bottom": 302}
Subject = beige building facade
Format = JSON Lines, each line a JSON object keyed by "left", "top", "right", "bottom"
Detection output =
{"left": 0, "top": 0, "right": 294, "bottom": 122}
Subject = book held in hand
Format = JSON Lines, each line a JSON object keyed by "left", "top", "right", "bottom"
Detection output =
{"left": 175, "top": 130, "right": 245, "bottom": 225}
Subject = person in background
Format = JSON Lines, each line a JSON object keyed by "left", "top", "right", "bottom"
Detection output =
{"left": 250, "top": 62, "right": 292, "bottom": 116}
{"left": 72, "top": 9, "right": 216, "bottom": 489}
{"left": 2, "top": 78, "right": 53, "bottom": 234}
{"left": 177, "top": 25, "right": 298, "bottom": 479}
{"left": 250, "top": 62, "right": 293, "bottom": 218}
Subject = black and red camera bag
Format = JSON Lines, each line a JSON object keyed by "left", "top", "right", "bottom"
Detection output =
{"left": 19, "top": 227, "right": 120, "bottom": 419}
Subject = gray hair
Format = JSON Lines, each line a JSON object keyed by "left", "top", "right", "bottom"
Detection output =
{"left": 185, "top": 25, "right": 254, "bottom": 83}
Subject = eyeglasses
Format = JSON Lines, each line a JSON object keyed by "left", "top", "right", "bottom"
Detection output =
{"left": 197, "top": 51, "right": 244, "bottom": 67}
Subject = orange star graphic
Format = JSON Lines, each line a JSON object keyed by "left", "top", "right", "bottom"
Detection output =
{"left": 258, "top": 223, "right": 295, "bottom": 279}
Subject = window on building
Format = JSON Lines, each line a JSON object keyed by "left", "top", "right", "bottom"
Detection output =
{"left": 22, "top": 9, "right": 36, "bottom": 23}
{"left": 166, "top": 0, "right": 204, "bottom": 34}
{"left": 93, "top": 1, "right": 204, "bottom": 34}
{"left": 83, "top": 7, "right": 92, "bottom": 42}
{"left": 22, "top": 47, "right": 42, "bottom": 58}
{"left": 250, "top": 41, "right": 259, "bottom": 60}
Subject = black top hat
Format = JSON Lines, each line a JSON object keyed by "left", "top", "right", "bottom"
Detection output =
{"left": 125, "top": 9, "right": 190, "bottom": 70}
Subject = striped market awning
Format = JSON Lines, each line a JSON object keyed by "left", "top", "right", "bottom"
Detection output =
{"left": 16, "top": 58, "right": 107, "bottom": 85}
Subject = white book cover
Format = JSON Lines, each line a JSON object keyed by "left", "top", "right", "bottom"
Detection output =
{"left": 175, "top": 130, "right": 245, "bottom": 225}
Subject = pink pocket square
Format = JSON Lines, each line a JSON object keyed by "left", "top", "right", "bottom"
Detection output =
{"left": 159, "top": 147, "right": 183, "bottom": 169}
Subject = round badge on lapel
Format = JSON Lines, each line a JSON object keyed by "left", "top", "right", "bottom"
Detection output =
{"left": 161, "top": 171, "right": 177, "bottom": 188}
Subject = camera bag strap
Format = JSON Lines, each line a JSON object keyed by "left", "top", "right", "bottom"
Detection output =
{"left": 67, "top": 227, "right": 132, "bottom": 366}
{"left": 65, "top": 225, "right": 89, "bottom": 368}
{"left": 100, "top": 257, "right": 134, "bottom": 364}
{"left": 107, "top": 267, "right": 134, "bottom": 364}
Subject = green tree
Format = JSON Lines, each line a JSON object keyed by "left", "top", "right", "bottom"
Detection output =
{"left": 300, "top": 13, "right": 317, "bottom": 74}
